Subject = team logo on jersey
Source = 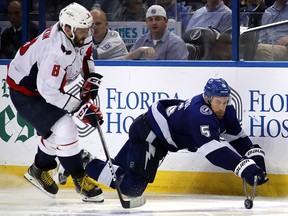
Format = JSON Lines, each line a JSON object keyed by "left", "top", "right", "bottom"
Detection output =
{"left": 100, "top": 43, "right": 111, "bottom": 51}
{"left": 61, "top": 44, "right": 72, "bottom": 55}
{"left": 200, "top": 105, "right": 213, "bottom": 115}
{"left": 108, "top": 31, "right": 118, "bottom": 38}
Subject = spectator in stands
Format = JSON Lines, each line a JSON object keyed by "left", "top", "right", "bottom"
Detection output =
{"left": 185, "top": 0, "right": 232, "bottom": 33}
{"left": 0, "top": 0, "right": 38, "bottom": 59}
{"left": 113, "top": 0, "right": 147, "bottom": 21}
{"left": 125, "top": 5, "right": 188, "bottom": 60}
{"left": 155, "top": 0, "right": 191, "bottom": 33}
{"left": 240, "top": 0, "right": 266, "bottom": 28}
{"left": 90, "top": 8, "right": 128, "bottom": 59}
{"left": 255, "top": 0, "right": 288, "bottom": 60}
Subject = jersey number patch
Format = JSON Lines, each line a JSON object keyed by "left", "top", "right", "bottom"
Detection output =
{"left": 200, "top": 125, "right": 211, "bottom": 137}
{"left": 51, "top": 65, "right": 60, "bottom": 77}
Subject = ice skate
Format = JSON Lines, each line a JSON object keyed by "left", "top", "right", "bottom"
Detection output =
{"left": 24, "top": 163, "right": 58, "bottom": 198}
{"left": 73, "top": 175, "right": 104, "bottom": 203}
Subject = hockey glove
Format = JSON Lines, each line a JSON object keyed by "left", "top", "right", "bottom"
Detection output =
{"left": 234, "top": 158, "right": 268, "bottom": 186}
{"left": 245, "top": 144, "right": 267, "bottom": 173}
{"left": 73, "top": 101, "right": 103, "bottom": 127}
{"left": 80, "top": 73, "right": 103, "bottom": 101}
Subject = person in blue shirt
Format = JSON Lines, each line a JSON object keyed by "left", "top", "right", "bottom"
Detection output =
{"left": 240, "top": 0, "right": 266, "bottom": 28}
{"left": 255, "top": 0, "right": 288, "bottom": 60}
{"left": 125, "top": 5, "right": 188, "bottom": 60}
{"left": 84, "top": 78, "right": 269, "bottom": 197}
{"left": 185, "top": 0, "right": 232, "bottom": 33}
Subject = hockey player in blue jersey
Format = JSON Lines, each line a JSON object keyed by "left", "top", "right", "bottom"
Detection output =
{"left": 86, "top": 78, "right": 268, "bottom": 197}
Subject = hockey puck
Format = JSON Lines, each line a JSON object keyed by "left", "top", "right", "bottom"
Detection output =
{"left": 244, "top": 198, "right": 253, "bottom": 209}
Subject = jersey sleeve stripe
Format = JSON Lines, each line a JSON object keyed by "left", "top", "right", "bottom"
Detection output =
{"left": 151, "top": 102, "right": 178, "bottom": 148}
{"left": 197, "top": 139, "right": 227, "bottom": 156}
{"left": 221, "top": 129, "right": 247, "bottom": 142}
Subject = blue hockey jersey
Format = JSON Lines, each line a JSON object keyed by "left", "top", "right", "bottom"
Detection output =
{"left": 146, "top": 94, "right": 254, "bottom": 171}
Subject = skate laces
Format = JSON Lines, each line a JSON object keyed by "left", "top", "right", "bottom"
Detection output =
{"left": 41, "top": 171, "right": 54, "bottom": 186}
{"left": 80, "top": 176, "right": 96, "bottom": 194}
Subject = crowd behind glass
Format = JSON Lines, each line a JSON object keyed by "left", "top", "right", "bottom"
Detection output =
{"left": 0, "top": 0, "right": 287, "bottom": 61}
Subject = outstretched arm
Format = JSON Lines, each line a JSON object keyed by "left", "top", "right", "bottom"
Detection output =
{"left": 199, "top": 140, "right": 268, "bottom": 187}
{"left": 125, "top": 47, "right": 156, "bottom": 60}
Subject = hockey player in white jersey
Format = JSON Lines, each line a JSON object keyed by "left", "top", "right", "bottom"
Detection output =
{"left": 83, "top": 78, "right": 269, "bottom": 197}
{"left": 6, "top": 2, "right": 104, "bottom": 202}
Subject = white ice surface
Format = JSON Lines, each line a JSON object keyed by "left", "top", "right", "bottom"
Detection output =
{"left": 1, "top": 187, "right": 288, "bottom": 216}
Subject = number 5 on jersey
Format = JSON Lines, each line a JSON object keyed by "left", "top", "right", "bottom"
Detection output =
{"left": 200, "top": 125, "right": 211, "bottom": 137}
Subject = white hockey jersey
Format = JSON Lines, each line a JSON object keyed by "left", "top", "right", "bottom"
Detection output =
{"left": 7, "top": 22, "right": 94, "bottom": 112}
{"left": 93, "top": 29, "right": 128, "bottom": 60}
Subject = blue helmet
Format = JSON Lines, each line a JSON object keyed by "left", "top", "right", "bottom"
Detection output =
{"left": 204, "top": 78, "right": 231, "bottom": 98}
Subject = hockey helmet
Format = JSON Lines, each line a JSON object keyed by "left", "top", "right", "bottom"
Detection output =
{"left": 204, "top": 78, "right": 231, "bottom": 98}
{"left": 59, "top": 2, "right": 93, "bottom": 39}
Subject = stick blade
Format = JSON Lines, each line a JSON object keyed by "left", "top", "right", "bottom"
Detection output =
{"left": 121, "top": 196, "right": 146, "bottom": 209}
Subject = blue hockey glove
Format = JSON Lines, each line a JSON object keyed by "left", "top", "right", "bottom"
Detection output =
{"left": 234, "top": 158, "right": 268, "bottom": 186}
{"left": 80, "top": 73, "right": 102, "bottom": 101}
{"left": 245, "top": 144, "right": 266, "bottom": 173}
{"left": 73, "top": 101, "right": 103, "bottom": 127}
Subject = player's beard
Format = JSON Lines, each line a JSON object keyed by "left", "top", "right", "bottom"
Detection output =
{"left": 215, "top": 111, "right": 225, "bottom": 120}
{"left": 74, "top": 37, "right": 86, "bottom": 47}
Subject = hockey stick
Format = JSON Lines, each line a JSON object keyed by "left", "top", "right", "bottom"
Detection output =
{"left": 95, "top": 120, "right": 146, "bottom": 208}
{"left": 243, "top": 176, "right": 258, "bottom": 209}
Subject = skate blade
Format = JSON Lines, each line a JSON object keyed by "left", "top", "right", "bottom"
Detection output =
{"left": 24, "top": 172, "right": 56, "bottom": 198}
{"left": 81, "top": 194, "right": 104, "bottom": 203}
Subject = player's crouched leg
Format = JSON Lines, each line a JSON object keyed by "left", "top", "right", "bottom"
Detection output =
{"left": 119, "top": 173, "right": 149, "bottom": 197}
{"left": 85, "top": 158, "right": 125, "bottom": 185}
{"left": 86, "top": 158, "right": 148, "bottom": 197}
{"left": 114, "top": 113, "right": 168, "bottom": 185}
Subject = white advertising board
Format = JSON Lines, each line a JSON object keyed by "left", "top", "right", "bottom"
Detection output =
{"left": 1, "top": 65, "right": 287, "bottom": 174}
{"left": 108, "top": 21, "right": 182, "bottom": 45}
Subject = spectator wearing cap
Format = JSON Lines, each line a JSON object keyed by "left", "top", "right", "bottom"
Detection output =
{"left": 125, "top": 5, "right": 189, "bottom": 60}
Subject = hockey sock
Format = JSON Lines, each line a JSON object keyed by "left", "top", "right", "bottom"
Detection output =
{"left": 58, "top": 152, "right": 85, "bottom": 178}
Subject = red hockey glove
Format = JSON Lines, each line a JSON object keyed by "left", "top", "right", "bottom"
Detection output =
{"left": 74, "top": 101, "right": 103, "bottom": 127}
{"left": 80, "top": 73, "right": 103, "bottom": 101}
